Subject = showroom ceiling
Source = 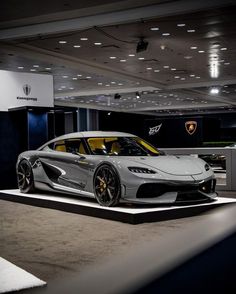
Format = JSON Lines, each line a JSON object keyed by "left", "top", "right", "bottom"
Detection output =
{"left": 0, "top": 0, "right": 236, "bottom": 115}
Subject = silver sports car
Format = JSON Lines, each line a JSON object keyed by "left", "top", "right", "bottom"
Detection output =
{"left": 16, "top": 131, "right": 217, "bottom": 206}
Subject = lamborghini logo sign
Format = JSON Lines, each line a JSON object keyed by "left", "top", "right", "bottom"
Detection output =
{"left": 185, "top": 121, "right": 197, "bottom": 135}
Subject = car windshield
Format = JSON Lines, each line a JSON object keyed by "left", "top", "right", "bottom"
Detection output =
{"left": 86, "top": 137, "right": 160, "bottom": 156}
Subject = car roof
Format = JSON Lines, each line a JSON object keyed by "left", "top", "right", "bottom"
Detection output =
{"left": 60, "top": 131, "right": 136, "bottom": 140}
{"left": 38, "top": 131, "right": 136, "bottom": 150}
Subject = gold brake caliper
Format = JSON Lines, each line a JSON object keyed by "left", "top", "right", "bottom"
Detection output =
{"left": 99, "top": 178, "right": 106, "bottom": 192}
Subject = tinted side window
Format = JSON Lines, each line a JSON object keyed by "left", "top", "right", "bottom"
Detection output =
{"left": 65, "top": 139, "right": 87, "bottom": 154}
{"left": 46, "top": 139, "right": 87, "bottom": 154}
{"left": 53, "top": 140, "right": 66, "bottom": 152}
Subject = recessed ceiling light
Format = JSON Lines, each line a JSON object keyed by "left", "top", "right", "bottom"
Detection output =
{"left": 18, "top": 66, "right": 24, "bottom": 69}
{"left": 69, "top": 87, "right": 74, "bottom": 90}
{"left": 59, "top": 40, "right": 67, "bottom": 44}
{"left": 61, "top": 86, "right": 66, "bottom": 88}
{"left": 72, "top": 77, "right": 78, "bottom": 80}
{"left": 58, "top": 88, "right": 62, "bottom": 91}
{"left": 150, "top": 27, "right": 159, "bottom": 31}
{"left": 224, "top": 62, "right": 230, "bottom": 65}
{"left": 33, "top": 65, "right": 39, "bottom": 68}
{"left": 128, "top": 54, "right": 135, "bottom": 57}
{"left": 109, "top": 56, "right": 117, "bottom": 59}
{"left": 198, "top": 50, "right": 205, "bottom": 53}
{"left": 111, "top": 81, "right": 116, "bottom": 84}
{"left": 120, "top": 59, "right": 127, "bottom": 62}
{"left": 98, "top": 82, "right": 103, "bottom": 85}
{"left": 77, "top": 74, "right": 82, "bottom": 77}
{"left": 154, "top": 69, "right": 160, "bottom": 72}
{"left": 30, "top": 69, "right": 36, "bottom": 71}
{"left": 220, "top": 47, "right": 227, "bottom": 51}
{"left": 190, "top": 74, "right": 195, "bottom": 77}
{"left": 73, "top": 45, "right": 81, "bottom": 48}
{"left": 138, "top": 57, "right": 145, "bottom": 60}
{"left": 174, "top": 76, "right": 180, "bottom": 79}
{"left": 210, "top": 87, "right": 219, "bottom": 94}
{"left": 45, "top": 67, "right": 51, "bottom": 70}
{"left": 184, "top": 56, "right": 192, "bottom": 59}
{"left": 180, "top": 77, "right": 186, "bottom": 80}
{"left": 105, "top": 84, "right": 110, "bottom": 87}
{"left": 162, "top": 33, "right": 170, "bottom": 36}
{"left": 86, "top": 76, "right": 92, "bottom": 79}
{"left": 190, "top": 46, "right": 197, "bottom": 50}
{"left": 163, "top": 65, "right": 169, "bottom": 68}
{"left": 62, "top": 75, "right": 68, "bottom": 78}
{"left": 80, "top": 38, "right": 88, "bottom": 41}
{"left": 171, "top": 68, "right": 176, "bottom": 71}
{"left": 177, "top": 23, "right": 186, "bottom": 27}
{"left": 94, "top": 42, "right": 102, "bottom": 45}
{"left": 196, "top": 76, "right": 201, "bottom": 79}
{"left": 187, "top": 29, "right": 195, "bottom": 33}
{"left": 146, "top": 67, "right": 152, "bottom": 70}
{"left": 118, "top": 83, "right": 123, "bottom": 86}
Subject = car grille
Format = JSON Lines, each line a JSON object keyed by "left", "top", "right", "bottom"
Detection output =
{"left": 136, "top": 179, "right": 216, "bottom": 200}
{"left": 176, "top": 192, "right": 210, "bottom": 203}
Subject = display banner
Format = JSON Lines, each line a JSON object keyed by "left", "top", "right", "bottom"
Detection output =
{"left": 0, "top": 70, "right": 54, "bottom": 111}
{"left": 144, "top": 118, "right": 203, "bottom": 148}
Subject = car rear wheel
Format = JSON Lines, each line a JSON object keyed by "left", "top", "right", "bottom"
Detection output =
{"left": 17, "top": 159, "right": 35, "bottom": 193}
{"left": 94, "top": 164, "right": 121, "bottom": 206}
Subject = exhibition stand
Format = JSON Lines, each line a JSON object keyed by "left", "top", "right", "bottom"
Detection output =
{"left": 0, "top": 189, "right": 236, "bottom": 224}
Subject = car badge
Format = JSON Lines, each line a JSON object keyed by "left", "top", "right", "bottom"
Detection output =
{"left": 185, "top": 121, "right": 197, "bottom": 135}
{"left": 149, "top": 123, "right": 162, "bottom": 136}
{"left": 23, "top": 84, "right": 31, "bottom": 96}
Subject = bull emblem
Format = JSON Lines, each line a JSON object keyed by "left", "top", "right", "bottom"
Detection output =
{"left": 185, "top": 121, "right": 197, "bottom": 135}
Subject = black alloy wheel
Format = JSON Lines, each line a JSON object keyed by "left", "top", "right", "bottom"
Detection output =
{"left": 94, "top": 164, "right": 121, "bottom": 206}
{"left": 17, "top": 159, "right": 35, "bottom": 193}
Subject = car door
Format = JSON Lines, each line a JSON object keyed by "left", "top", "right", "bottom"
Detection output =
{"left": 39, "top": 138, "right": 90, "bottom": 190}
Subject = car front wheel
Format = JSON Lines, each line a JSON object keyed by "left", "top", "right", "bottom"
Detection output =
{"left": 94, "top": 164, "right": 121, "bottom": 207}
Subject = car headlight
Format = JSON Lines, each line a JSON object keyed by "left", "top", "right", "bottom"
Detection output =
{"left": 128, "top": 167, "right": 156, "bottom": 174}
{"left": 205, "top": 163, "right": 210, "bottom": 171}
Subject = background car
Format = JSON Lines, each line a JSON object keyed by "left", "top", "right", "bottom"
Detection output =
{"left": 17, "top": 131, "right": 217, "bottom": 206}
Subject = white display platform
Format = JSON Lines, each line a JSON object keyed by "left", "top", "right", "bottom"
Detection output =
{"left": 0, "top": 257, "right": 46, "bottom": 293}
{"left": 1, "top": 189, "right": 236, "bottom": 224}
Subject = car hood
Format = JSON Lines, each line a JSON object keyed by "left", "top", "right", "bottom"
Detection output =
{"left": 124, "top": 155, "right": 204, "bottom": 176}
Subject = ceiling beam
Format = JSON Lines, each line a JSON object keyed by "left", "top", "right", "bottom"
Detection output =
{"left": 0, "top": 0, "right": 234, "bottom": 40}
{"left": 55, "top": 87, "right": 157, "bottom": 98}
{"left": 166, "top": 79, "right": 236, "bottom": 90}
{"left": 55, "top": 99, "right": 227, "bottom": 113}
{"left": 124, "top": 102, "right": 228, "bottom": 112}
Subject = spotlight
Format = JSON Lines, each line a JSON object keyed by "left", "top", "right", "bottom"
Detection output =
{"left": 114, "top": 93, "right": 121, "bottom": 99}
{"left": 136, "top": 37, "right": 148, "bottom": 53}
{"left": 136, "top": 91, "right": 140, "bottom": 99}
{"left": 107, "top": 112, "right": 111, "bottom": 116}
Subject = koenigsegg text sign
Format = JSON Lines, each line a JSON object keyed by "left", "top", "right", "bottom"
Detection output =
{"left": 0, "top": 70, "right": 54, "bottom": 111}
